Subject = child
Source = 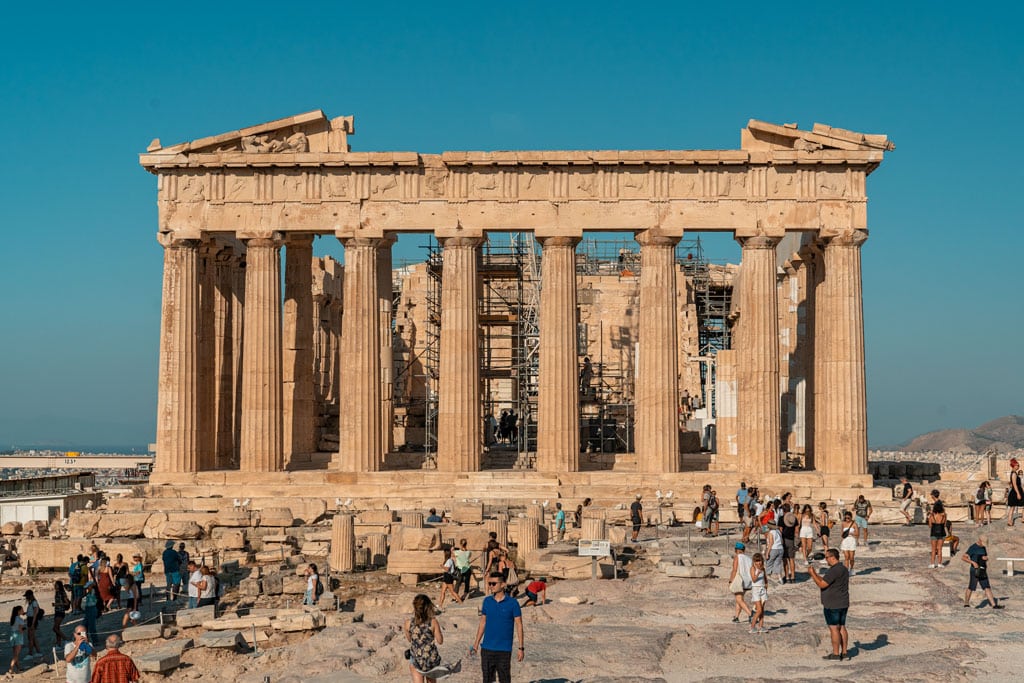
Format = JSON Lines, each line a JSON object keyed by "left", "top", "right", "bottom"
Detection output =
{"left": 749, "top": 553, "right": 768, "bottom": 634}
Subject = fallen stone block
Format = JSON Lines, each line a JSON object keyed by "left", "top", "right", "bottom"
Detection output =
{"left": 689, "top": 554, "right": 721, "bottom": 566}
{"left": 558, "top": 596, "right": 588, "bottom": 605}
{"left": 152, "top": 638, "right": 193, "bottom": 657}
{"left": 197, "top": 630, "right": 246, "bottom": 650}
{"left": 136, "top": 652, "right": 180, "bottom": 673}
{"left": 174, "top": 605, "right": 216, "bottom": 628}
{"left": 239, "top": 577, "right": 262, "bottom": 597}
{"left": 255, "top": 548, "right": 296, "bottom": 563}
{"left": 242, "top": 628, "right": 271, "bottom": 645}
{"left": 259, "top": 508, "right": 295, "bottom": 527}
{"left": 201, "top": 616, "right": 272, "bottom": 631}
{"left": 665, "top": 565, "right": 714, "bottom": 578}
{"left": 325, "top": 612, "right": 364, "bottom": 627}
{"left": 1, "top": 521, "right": 22, "bottom": 535}
{"left": 357, "top": 510, "right": 396, "bottom": 525}
{"left": 122, "top": 624, "right": 165, "bottom": 641}
{"left": 303, "top": 530, "right": 333, "bottom": 542}
{"left": 274, "top": 612, "right": 325, "bottom": 632}
{"left": 262, "top": 573, "right": 284, "bottom": 595}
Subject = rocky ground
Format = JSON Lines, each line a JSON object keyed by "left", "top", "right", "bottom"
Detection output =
{"left": 3, "top": 519, "right": 1023, "bottom": 682}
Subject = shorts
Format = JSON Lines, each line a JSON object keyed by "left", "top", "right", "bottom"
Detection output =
{"left": 442, "top": 573, "right": 454, "bottom": 585}
{"left": 854, "top": 515, "right": 868, "bottom": 529}
{"left": 524, "top": 590, "right": 538, "bottom": 603}
{"left": 823, "top": 607, "right": 848, "bottom": 626}
{"left": 930, "top": 533, "right": 946, "bottom": 541}
{"left": 819, "top": 526, "right": 830, "bottom": 538}
{"left": 632, "top": 522, "right": 641, "bottom": 532}
{"left": 968, "top": 572, "right": 990, "bottom": 591}
{"left": 799, "top": 526, "right": 814, "bottom": 539}
{"left": 900, "top": 499, "right": 913, "bottom": 512}
{"left": 167, "top": 571, "right": 182, "bottom": 586}
{"left": 783, "top": 539, "right": 797, "bottom": 559}
{"left": 705, "top": 510, "right": 719, "bottom": 522}
{"left": 750, "top": 586, "right": 767, "bottom": 603}
{"left": 737, "top": 505, "right": 747, "bottom": 519}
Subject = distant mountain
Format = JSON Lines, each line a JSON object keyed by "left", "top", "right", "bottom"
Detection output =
{"left": 899, "top": 415, "right": 1024, "bottom": 452}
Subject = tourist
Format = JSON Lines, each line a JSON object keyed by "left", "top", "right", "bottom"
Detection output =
{"left": 574, "top": 504, "right": 584, "bottom": 529}
{"left": 520, "top": 577, "right": 547, "bottom": 607}
{"left": 899, "top": 476, "right": 915, "bottom": 525}
{"left": 64, "top": 625, "right": 94, "bottom": 683}
{"left": 496, "top": 551, "right": 519, "bottom": 597}
{"left": 120, "top": 577, "right": 141, "bottom": 627}
{"left": 70, "top": 554, "right": 89, "bottom": 613}
{"left": 470, "top": 572, "right": 525, "bottom": 683}
{"left": 763, "top": 522, "right": 784, "bottom": 586}
{"left": 553, "top": 502, "right": 566, "bottom": 542}
{"left": 508, "top": 410, "right": 518, "bottom": 445}
{"left": 736, "top": 482, "right": 749, "bottom": 524}
{"left": 303, "top": 563, "right": 321, "bottom": 606}
{"left": 24, "top": 588, "right": 43, "bottom": 656}
{"left": 130, "top": 554, "right": 146, "bottom": 605}
{"left": 748, "top": 553, "right": 767, "bottom": 634}
{"left": 974, "top": 482, "right": 988, "bottom": 526}
{"left": 437, "top": 549, "right": 463, "bottom": 609}
{"left": 483, "top": 538, "right": 501, "bottom": 577}
{"left": 630, "top": 494, "right": 643, "bottom": 543}
{"left": 780, "top": 504, "right": 798, "bottom": 583}
{"left": 161, "top": 540, "right": 182, "bottom": 601}
{"left": 404, "top": 594, "right": 443, "bottom": 683}
{"left": 426, "top": 508, "right": 443, "bottom": 523}
{"left": 838, "top": 511, "right": 857, "bottom": 575}
{"left": 89, "top": 635, "right": 140, "bottom": 683}
{"left": 1007, "top": 459, "right": 1023, "bottom": 527}
{"left": 728, "top": 542, "right": 753, "bottom": 624}
{"left": 809, "top": 548, "right": 851, "bottom": 661}
{"left": 741, "top": 490, "right": 758, "bottom": 544}
{"left": 82, "top": 583, "right": 100, "bottom": 645}
{"left": 699, "top": 485, "right": 712, "bottom": 535}
{"left": 853, "top": 495, "right": 872, "bottom": 547}
{"left": 799, "top": 504, "right": 816, "bottom": 566}
{"left": 177, "top": 543, "right": 191, "bottom": 568}
{"left": 705, "top": 489, "right": 721, "bottom": 537}
{"left": 485, "top": 412, "right": 498, "bottom": 446}
{"left": 983, "top": 481, "right": 994, "bottom": 525}
{"left": 453, "top": 538, "right": 474, "bottom": 600}
{"left": 111, "top": 554, "right": 127, "bottom": 608}
{"left": 962, "top": 535, "right": 1004, "bottom": 609}
{"left": 185, "top": 561, "right": 202, "bottom": 609}
{"left": 9, "top": 606, "right": 27, "bottom": 673}
{"left": 928, "top": 500, "right": 948, "bottom": 568}
{"left": 96, "top": 558, "right": 117, "bottom": 610}
{"left": 53, "top": 580, "right": 71, "bottom": 644}
{"left": 816, "top": 502, "right": 832, "bottom": 551}
{"left": 197, "top": 566, "right": 218, "bottom": 608}
{"left": 944, "top": 519, "right": 960, "bottom": 556}
{"left": 499, "top": 410, "right": 510, "bottom": 444}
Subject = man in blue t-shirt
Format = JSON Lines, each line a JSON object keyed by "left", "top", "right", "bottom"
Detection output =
{"left": 161, "top": 541, "right": 182, "bottom": 601}
{"left": 554, "top": 503, "right": 567, "bottom": 542}
{"left": 962, "top": 536, "right": 1004, "bottom": 609}
{"left": 471, "top": 572, "right": 524, "bottom": 683}
{"left": 736, "top": 482, "right": 749, "bottom": 520}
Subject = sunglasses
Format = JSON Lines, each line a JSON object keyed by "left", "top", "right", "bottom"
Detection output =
{"left": 487, "top": 581, "right": 501, "bottom": 586}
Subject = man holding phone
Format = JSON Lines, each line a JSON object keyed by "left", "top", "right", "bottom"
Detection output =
{"left": 64, "top": 626, "right": 93, "bottom": 683}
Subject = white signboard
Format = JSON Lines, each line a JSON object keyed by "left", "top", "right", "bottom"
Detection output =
{"left": 578, "top": 539, "right": 611, "bottom": 557}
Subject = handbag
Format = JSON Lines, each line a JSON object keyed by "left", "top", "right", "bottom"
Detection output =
{"left": 728, "top": 574, "right": 744, "bottom": 593}
{"left": 506, "top": 566, "right": 519, "bottom": 586}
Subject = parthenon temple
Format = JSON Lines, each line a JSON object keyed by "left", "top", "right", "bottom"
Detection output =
{"left": 140, "top": 110, "right": 893, "bottom": 505}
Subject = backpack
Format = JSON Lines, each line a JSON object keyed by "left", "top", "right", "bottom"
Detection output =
{"left": 315, "top": 578, "right": 325, "bottom": 597}
{"left": 708, "top": 495, "right": 719, "bottom": 511}
{"left": 70, "top": 561, "right": 82, "bottom": 584}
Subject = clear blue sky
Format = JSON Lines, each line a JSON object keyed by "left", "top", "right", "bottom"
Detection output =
{"left": 1, "top": 2, "right": 1021, "bottom": 450}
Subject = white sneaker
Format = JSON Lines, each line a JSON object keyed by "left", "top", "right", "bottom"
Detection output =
{"left": 929, "top": 564, "right": 936, "bottom": 569}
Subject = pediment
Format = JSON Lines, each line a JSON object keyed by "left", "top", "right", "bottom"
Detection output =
{"left": 146, "top": 110, "right": 355, "bottom": 155}
{"left": 743, "top": 120, "right": 894, "bottom": 153}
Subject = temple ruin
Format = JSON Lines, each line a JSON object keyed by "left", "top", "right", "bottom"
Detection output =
{"left": 139, "top": 110, "right": 894, "bottom": 507}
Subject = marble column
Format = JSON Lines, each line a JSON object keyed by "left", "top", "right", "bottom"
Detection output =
{"left": 536, "top": 236, "right": 580, "bottom": 472}
{"left": 212, "top": 245, "right": 237, "bottom": 470}
{"left": 229, "top": 253, "right": 245, "bottom": 469}
{"left": 197, "top": 242, "right": 217, "bottom": 470}
{"left": 283, "top": 234, "right": 317, "bottom": 462}
{"left": 816, "top": 230, "right": 869, "bottom": 475}
{"left": 377, "top": 236, "right": 396, "bottom": 457}
{"left": 714, "top": 349, "right": 738, "bottom": 460}
{"left": 239, "top": 236, "right": 284, "bottom": 472}
{"left": 436, "top": 237, "right": 483, "bottom": 472}
{"left": 336, "top": 237, "right": 382, "bottom": 472}
{"left": 735, "top": 236, "right": 782, "bottom": 475}
{"left": 155, "top": 237, "right": 200, "bottom": 474}
{"left": 635, "top": 230, "right": 680, "bottom": 473}
{"left": 330, "top": 513, "right": 355, "bottom": 573}
{"left": 518, "top": 518, "right": 540, "bottom": 557}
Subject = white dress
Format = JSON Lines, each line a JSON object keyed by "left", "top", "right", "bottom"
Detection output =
{"left": 839, "top": 523, "right": 857, "bottom": 551}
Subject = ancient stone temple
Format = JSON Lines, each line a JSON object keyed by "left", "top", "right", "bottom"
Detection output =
{"left": 140, "top": 111, "right": 892, "bottom": 505}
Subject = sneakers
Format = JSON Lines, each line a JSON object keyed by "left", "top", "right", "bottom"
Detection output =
{"left": 822, "top": 653, "right": 841, "bottom": 661}
{"left": 964, "top": 603, "right": 970, "bottom": 608}
{"left": 929, "top": 564, "right": 936, "bottom": 569}
{"left": 993, "top": 604, "right": 1005, "bottom": 609}
{"left": 732, "top": 616, "right": 740, "bottom": 623}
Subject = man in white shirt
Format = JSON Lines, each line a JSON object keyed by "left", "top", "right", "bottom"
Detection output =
{"left": 63, "top": 626, "right": 93, "bottom": 683}
{"left": 186, "top": 561, "right": 203, "bottom": 609}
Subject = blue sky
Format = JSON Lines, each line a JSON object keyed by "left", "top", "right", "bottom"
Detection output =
{"left": 0, "top": 2, "right": 1020, "bottom": 449}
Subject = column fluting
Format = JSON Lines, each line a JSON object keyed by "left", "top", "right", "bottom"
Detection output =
{"left": 283, "top": 234, "right": 317, "bottom": 462}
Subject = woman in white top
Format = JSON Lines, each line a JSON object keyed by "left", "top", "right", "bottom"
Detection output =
{"left": 24, "top": 590, "right": 42, "bottom": 656}
{"left": 798, "top": 504, "right": 815, "bottom": 566}
{"left": 437, "top": 549, "right": 463, "bottom": 610}
{"left": 728, "top": 543, "right": 753, "bottom": 623}
{"left": 748, "top": 553, "right": 767, "bottom": 634}
{"left": 303, "top": 564, "right": 320, "bottom": 606}
{"left": 839, "top": 510, "right": 858, "bottom": 575}
{"left": 763, "top": 524, "right": 784, "bottom": 585}
{"left": 197, "top": 566, "right": 217, "bottom": 607}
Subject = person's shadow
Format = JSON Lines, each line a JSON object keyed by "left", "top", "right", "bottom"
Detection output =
{"left": 851, "top": 633, "right": 889, "bottom": 658}
{"left": 855, "top": 567, "right": 881, "bottom": 576}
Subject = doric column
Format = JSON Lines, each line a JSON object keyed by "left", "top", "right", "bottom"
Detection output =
{"left": 239, "top": 236, "right": 285, "bottom": 472}
{"left": 536, "top": 236, "right": 580, "bottom": 472}
{"left": 735, "top": 235, "right": 782, "bottom": 475}
{"left": 335, "top": 237, "right": 382, "bottom": 472}
{"left": 330, "top": 513, "right": 355, "bottom": 573}
{"left": 197, "top": 242, "right": 217, "bottom": 470}
{"left": 229, "top": 253, "right": 245, "bottom": 469}
{"left": 377, "top": 236, "right": 396, "bottom": 457}
{"left": 212, "top": 245, "right": 237, "bottom": 470}
{"left": 283, "top": 234, "right": 317, "bottom": 462}
{"left": 436, "top": 237, "right": 483, "bottom": 472}
{"left": 714, "top": 349, "right": 738, "bottom": 460}
{"left": 155, "top": 237, "right": 201, "bottom": 474}
{"left": 635, "top": 230, "right": 680, "bottom": 473}
{"left": 816, "top": 230, "right": 869, "bottom": 475}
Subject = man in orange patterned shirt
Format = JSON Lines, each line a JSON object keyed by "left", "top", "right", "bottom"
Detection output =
{"left": 89, "top": 635, "right": 139, "bottom": 683}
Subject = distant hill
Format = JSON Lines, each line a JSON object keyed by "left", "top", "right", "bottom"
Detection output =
{"left": 900, "top": 415, "right": 1024, "bottom": 452}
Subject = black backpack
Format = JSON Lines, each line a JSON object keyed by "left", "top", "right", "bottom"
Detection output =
{"left": 315, "top": 578, "right": 325, "bottom": 597}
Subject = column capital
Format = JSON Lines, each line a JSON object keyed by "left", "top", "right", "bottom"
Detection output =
{"left": 821, "top": 229, "right": 868, "bottom": 248}
{"left": 438, "top": 236, "right": 485, "bottom": 249}
{"left": 339, "top": 236, "right": 387, "bottom": 249}
{"left": 157, "top": 233, "right": 200, "bottom": 249}
{"left": 536, "top": 236, "right": 580, "bottom": 248}
{"left": 240, "top": 232, "right": 284, "bottom": 248}
{"left": 736, "top": 235, "right": 781, "bottom": 250}
{"left": 634, "top": 229, "right": 680, "bottom": 247}
{"left": 284, "top": 232, "right": 315, "bottom": 248}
